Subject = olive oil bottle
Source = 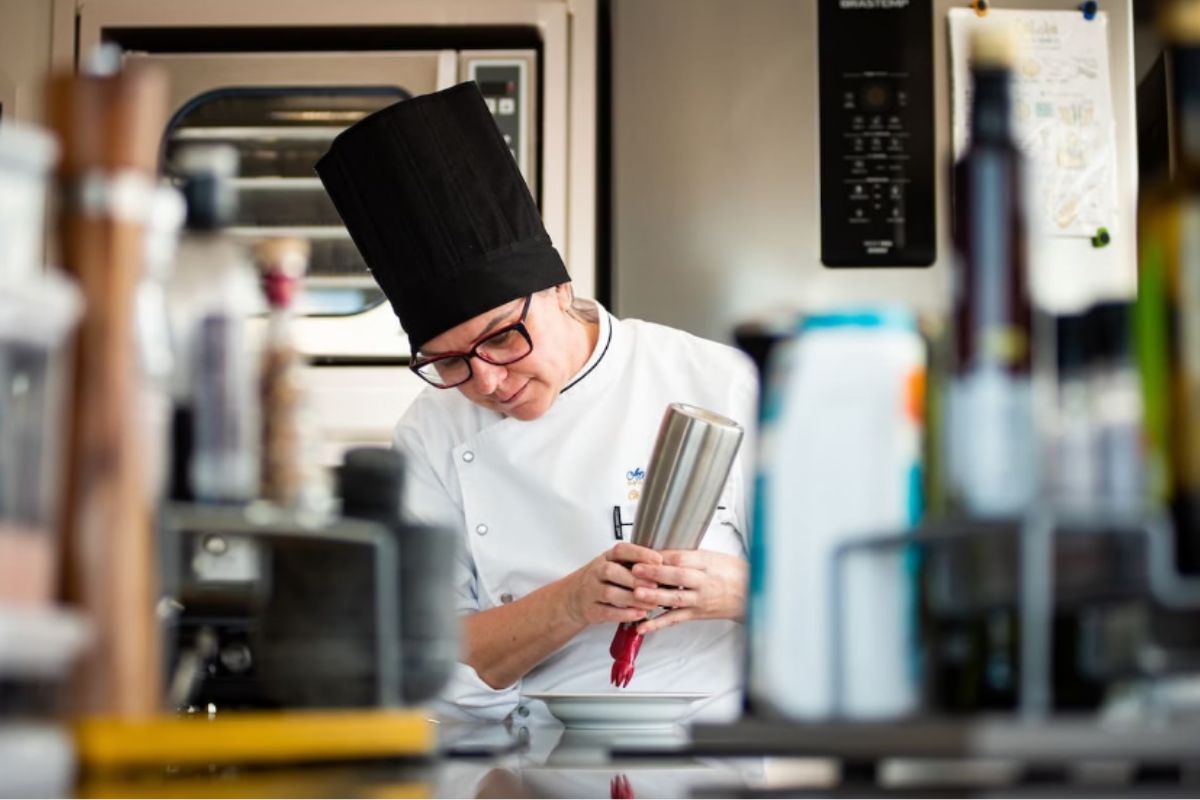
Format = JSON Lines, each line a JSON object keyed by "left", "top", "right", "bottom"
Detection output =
{"left": 945, "top": 24, "right": 1036, "bottom": 519}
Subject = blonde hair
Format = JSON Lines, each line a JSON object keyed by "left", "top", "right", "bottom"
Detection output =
{"left": 556, "top": 282, "right": 599, "bottom": 324}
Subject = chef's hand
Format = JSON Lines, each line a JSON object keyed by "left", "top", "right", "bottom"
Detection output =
{"left": 563, "top": 543, "right": 663, "bottom": 627}
{"left": 629, "top": 550, "right": 748, "bottom": 634}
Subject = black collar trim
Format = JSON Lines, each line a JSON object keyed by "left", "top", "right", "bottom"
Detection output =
{"left": 561, "top": 313, "right": 613, "bottom": 395}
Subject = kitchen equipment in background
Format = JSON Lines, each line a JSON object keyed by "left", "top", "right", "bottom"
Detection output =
{"left": 128, "top": 48, "right": 539, "bottom": 363}
{"left": 48, "top": 60, "right": 168, "bottom": 717}
{"left": 339, "top": 447, "right": 459, "bottom": 705}
{"left": 461, "top": 52, "right": 538, "bottom": 200}
{"left": 609, "top": 403, "right": 744, "bottom": 688}
{"left": 747, "top": 309, "right": 925, "bottom": 720}
{"left": 42, "top": 0, "right": 596, "bottom": 465}
{"left": 119, "top": 47, "right": 542, "bottom": 464}
{"left": 819, "top": 0, "right": 935, "bottom": 267}
{"left": 59, "top": 0, "right": 596, "bottom": 290}
{"left": 160, "top": 504, "right": 401, "bottom": 711}
{"left": 609, "top": 0, "right": 1139, "bottom": 344}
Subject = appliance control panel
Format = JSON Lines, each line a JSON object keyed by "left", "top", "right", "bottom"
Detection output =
{"left": 463, "top": 53, "right": 538, "bottom": 199}
{"left": 818, "top": 0, "right": 935, "bottom": 267}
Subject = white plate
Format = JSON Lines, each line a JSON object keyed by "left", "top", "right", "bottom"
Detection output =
{"left": 524, "top": 692, "right": 710, "bottom": 730}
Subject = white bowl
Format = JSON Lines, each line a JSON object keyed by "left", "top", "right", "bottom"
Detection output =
{"left": 523, "top": 691, "right": 710, "bottom": 731}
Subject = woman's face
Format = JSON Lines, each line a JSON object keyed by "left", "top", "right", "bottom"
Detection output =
{"left": 418, "top": 285, "right": 588, "bottom": 421}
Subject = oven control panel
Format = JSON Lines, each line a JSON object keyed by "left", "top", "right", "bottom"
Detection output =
{"left": 819, "top": 0, "right": 935, "bottom": 267}
{"left": 462, "top": 53, "right": 537, "bottom": 199}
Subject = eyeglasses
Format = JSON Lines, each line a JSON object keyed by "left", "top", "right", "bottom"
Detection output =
{"left": 410, "top": 295, "right": 534, "bottom": 389}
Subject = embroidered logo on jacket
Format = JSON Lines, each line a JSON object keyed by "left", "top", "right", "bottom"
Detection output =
{"left": 625, "top": 467, "right": 645, "bottom": 500}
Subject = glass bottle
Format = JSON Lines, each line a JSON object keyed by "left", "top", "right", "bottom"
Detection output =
{"left": 945, "top": 24, "right": 1037, "bottom": 518}
{"left": 256, "top": 237, "right": 328, "bottom": 514}
{"left": 166, "top": 144, "right": 261, "bottom": 504}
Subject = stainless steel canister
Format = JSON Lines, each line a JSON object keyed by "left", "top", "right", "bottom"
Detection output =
{"left": 631, "top": 403, "right": 744, "bottom": 552}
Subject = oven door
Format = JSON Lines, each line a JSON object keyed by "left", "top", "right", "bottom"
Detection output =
{"left": 125, "top": 50, "right": 458, "bottom": 362}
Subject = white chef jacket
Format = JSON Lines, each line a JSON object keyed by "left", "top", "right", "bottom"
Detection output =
{"left": 393, "top": 300, "right": 757, "bottom": 725}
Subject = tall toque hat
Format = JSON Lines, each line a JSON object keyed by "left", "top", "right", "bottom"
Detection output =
{"left": 316, "top": 82, "right": 570, "bottom": 351}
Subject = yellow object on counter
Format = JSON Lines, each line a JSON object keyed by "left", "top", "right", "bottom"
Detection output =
{"left": 74, "top": 709, "right": 434, "bottom": 770}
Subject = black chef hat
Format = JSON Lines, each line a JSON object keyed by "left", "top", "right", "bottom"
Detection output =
{"left": 316, "top": 82, "right": 570, "bottom": 351}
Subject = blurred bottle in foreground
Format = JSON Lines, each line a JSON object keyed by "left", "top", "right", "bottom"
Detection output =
{"left": 1050, "top": 302, "right": 1144, "bottom": 513}
{"left": 1138, "top": 0, "right": 1200, "bottom": 575}
{"left": 135, "top": 185, "right": 186, "bottom": 505}
{"left": 944, "top": 24, "right": 1037, "bottom": 519}
{"left": 256, "top": 237, "right": 329, "bottom": 514}
{"left": 0, "top": 123, "right": 79, "bottom": 608}
{"left": 166, "top": 144, "right": 261, "bottom": 504}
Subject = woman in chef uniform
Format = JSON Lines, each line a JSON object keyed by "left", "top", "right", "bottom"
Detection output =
{"left": 317, "top": 83, "right": 756, "bottom": 726}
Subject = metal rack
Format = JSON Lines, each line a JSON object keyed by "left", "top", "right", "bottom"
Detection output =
{"left": 828, "top": 508, "right": 1200, "bottom": 717}
{"left": 610, "top": 510, "right": 1200, "bottom": 791}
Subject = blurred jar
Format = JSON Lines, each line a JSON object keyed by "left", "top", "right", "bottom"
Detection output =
{"left": 0, "top": 123, "right": 57, "bottom": 283}
{"left": 0, "top": 122, "right": 81, "bottom": 605}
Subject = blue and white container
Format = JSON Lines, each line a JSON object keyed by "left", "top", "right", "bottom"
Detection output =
{"left": 747, "top": 308, "right": 925, "bottom": 720}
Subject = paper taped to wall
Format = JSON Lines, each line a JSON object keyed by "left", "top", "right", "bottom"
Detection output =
{"left": 949, "top": 8, "right": 1118, "bottom": 240}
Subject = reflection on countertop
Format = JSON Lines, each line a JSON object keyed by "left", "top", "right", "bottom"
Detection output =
{"left": 433, "top": 722, "right": 778, "bottom": 799}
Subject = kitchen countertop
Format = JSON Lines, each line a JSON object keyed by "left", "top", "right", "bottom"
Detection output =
{"left": 48, "top": 712, "right": 1200, "bottom": 798}
{"left": 433, "top": 722, "right": 794, "bottom": 799}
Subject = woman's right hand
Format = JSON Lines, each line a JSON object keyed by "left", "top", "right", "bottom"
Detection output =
{"left": 563, "top": 543, "right": 663, "bottom": 627}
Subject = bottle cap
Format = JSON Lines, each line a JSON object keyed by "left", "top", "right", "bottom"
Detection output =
{"left": 339, "top": 447, "right": 405, "bottom": 518}
{"left": 256, "top": 238, "right": 310, "bottom": 309}
{"left": 171, "top": 143, "right": 239, "bottom": 230}
{"left": 970, "top": 23, "right": 1017, "bottom": 70}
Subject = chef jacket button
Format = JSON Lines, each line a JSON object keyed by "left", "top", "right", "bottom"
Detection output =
{"left": 517, "top": 705, "right": 530, "bottom": 717}
{"left": 462, "top": 450, "right": 475, "bottom": 463}
{"left": 500, "top": 592, "right": 514, "bottom": 604}
{"left": 475, "top": 523, "right": 489, "bottom": 536}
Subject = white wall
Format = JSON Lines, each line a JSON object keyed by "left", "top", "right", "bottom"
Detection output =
{"left": 611, "top": 0, "right": 1139, "bottom": 342}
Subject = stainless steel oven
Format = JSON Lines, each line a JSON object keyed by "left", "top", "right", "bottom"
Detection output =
{"left": 127, "top": 49, "right": 538, "bottom": 361}
{"left": 51, "top": 0, "right": 598, "bottom": 458}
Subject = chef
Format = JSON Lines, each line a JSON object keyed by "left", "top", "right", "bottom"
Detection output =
{"left": 317, "top": 82, "right": 757, "bottom": 725}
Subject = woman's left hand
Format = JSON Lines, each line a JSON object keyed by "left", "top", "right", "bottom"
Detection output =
{"left": 628, "top": 550, "right": 748, "bottom": 635}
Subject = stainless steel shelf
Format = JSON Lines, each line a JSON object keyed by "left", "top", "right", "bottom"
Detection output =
{"left": 173, "top": 126, "right": 345, "bottom": 141}
{"left": 225, "top": 225, "right": 350, "bottom": 240}
{"left": 304, "top": 275, "right": 379, "bottom": 289}
{"left": 231, "top": 177, "right": 325, "bottom": 190}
